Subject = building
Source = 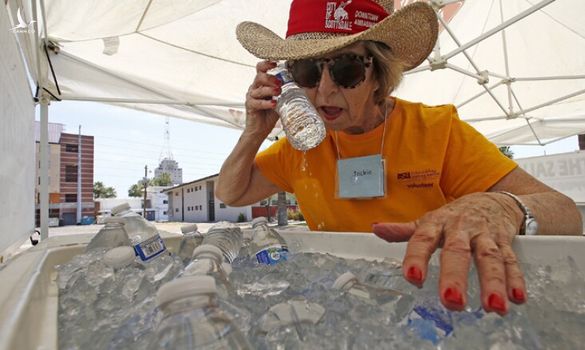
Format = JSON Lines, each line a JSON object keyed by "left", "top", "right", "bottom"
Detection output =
{"left": 35, "top": 122, "right": 95, "bottom": 226}
{"left": 154, "top": 158, "right": 182, "bottom": 185}
{"left": 162, "top": 174, "right": 298, "bottom": 223}
{"left": 148, "top": 185, "right": 171, "bottom": 221}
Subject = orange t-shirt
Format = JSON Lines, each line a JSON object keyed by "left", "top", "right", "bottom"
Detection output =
{"left": 255, "top": 98, "right": 517, "bottom": 232}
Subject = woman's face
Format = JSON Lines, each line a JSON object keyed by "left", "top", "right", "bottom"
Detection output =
{"left": 300, "top": 43, "right": 381, "bottom": 134}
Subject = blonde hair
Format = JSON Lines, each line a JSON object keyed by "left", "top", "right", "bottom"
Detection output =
{"left": 364, "top": 41, "right": 405, "bottom": 104}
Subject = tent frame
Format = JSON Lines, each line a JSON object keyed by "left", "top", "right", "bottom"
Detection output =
{"left": 30, "top": 0, "right": 585, "bottom": 238}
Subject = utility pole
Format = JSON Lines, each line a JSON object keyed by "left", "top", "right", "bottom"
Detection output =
{"left": 143, "top": 165, "right": 148, "bottom": 218}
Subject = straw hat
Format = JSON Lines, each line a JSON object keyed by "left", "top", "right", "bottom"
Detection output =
{"left": 236, "top": 0, "right": 438, "bottom": 71}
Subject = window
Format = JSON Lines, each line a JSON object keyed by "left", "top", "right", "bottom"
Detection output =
{"left": 65, "top": 165, "right": 77, "bottom": 182}
{"left": 163, "top": 211, "right": 167, "bottom": 215}
{"left": 65, "top": 194, "right": 77, "bottom": 202}
{"left": 163, "top": 200, "right": 168, "bottom": 204}
{"left": 194, "top": 187, "right": 198, "bottom": 192}
{"left": 199, "top": 205, "right": 203, "bottom": 210}
{"left": 65, "top": 144, "right": 78, "bottom": 153}
{"left": 219, "top": 203, "right": 226, "bottom": 209}
{"left": 175, "top": 192, "right": 178, "bottom": 196}
{"left": 175, "top": 208, "right": 179, "bottom": 212}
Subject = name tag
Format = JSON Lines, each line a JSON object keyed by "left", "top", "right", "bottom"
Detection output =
{"left": 337, "top": 154, "right": 385, "bottom": 199}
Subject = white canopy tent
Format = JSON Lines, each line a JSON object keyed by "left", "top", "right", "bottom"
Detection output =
{"left": 3, "top": 0, "right": 585, "bottom": 241}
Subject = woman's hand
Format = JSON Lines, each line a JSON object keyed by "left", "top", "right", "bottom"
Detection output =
{"left": 244, "top": 60, "right": 282, "bottom": 138}
{"left": 372, "top": 192, "right": 527, "bottom": 316}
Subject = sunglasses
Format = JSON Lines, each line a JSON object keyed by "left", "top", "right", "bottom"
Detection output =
{"left": 286, "top": 54, "right": 373, "bottom": 89}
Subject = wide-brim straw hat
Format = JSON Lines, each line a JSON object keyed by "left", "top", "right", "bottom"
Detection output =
{"left": 236, "top": 0, "right": 438, "bottom": 71}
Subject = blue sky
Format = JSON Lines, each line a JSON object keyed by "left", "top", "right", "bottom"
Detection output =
{"left": 38, "top": 101, "right": 580, "bottom": 197}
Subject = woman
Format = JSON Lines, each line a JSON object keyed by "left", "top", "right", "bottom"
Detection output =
{"left": 216, "top": 0, "right": 582, "bottom": 315}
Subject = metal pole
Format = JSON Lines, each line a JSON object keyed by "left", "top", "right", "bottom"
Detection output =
{"left": 143, "top": 165, "right": 148, "bottom": 218}
{"left": 76, "top": 125, "right": 82, "bottom": 224}
{"left": 39, "top": 94, "right": 50, "bottom": 240}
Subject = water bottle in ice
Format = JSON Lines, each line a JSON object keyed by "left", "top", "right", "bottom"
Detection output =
{"left": 249, "top": 216, "right": 289, "bottom": 265}
{"left": 150, "top": 275, "right": 252, "bottom": 350}
{"left": 85, "top": 217, "right": 131, "bottom": 252}
{"left": 111, "top": 202, "right": 166, "bottom": 262}
{"left": 332, "top": 271, "right": 414, "bottom": 322}
{"left": 177, "top": 223, "right": 204, "bottom": 265}
{"left": 183, "top": 244, "right": 234, "bottom": 297}
{"left": 258, "top": 298, "right": 325, "bottom": 341}
{"left": 270, "top": 63, "right": 326, "bottom": 151}
{"left": 202, "top": 222, "right": 243, "bottom": 263}
{"left": 404, "top": 298, "right": 483, "bottom": 345}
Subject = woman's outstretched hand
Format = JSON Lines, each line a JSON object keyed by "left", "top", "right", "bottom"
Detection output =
{"left": 372, "top": 192, "right": 527, "bottom": 316}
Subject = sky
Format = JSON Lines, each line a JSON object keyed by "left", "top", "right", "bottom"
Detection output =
{"left": 38, "top": 101, "right": 580, "bottom": 198}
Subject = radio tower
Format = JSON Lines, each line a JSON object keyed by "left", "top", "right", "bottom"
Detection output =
{"left": 155, "top": 117, "right": 183, "bottom": 184}
{"left": 159, "top": 117, "right": 174, "bottom": 161}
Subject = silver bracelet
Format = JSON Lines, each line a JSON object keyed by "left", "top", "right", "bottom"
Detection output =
{"left": 497, "top": 191, "right": 538, "bottom": 236}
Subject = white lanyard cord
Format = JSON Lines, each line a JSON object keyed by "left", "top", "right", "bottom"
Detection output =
{"left": 334, "top": 101, "right": 389, "bottom": 160}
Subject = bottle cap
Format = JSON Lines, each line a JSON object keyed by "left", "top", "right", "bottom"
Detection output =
{"left": 192, "top": 244, "right": 224, "bottom": 261}
{"left": 181, "top": 223, "right": 199, "bottom": 234}
{"left": 104, "top": 246, "right": 135, "bottom": 269}
{"left": 111, "top": 202, "right": 131, "bottom": 216}
{"left": 251, "top": 216, "right": 268, "bottom": 228}
{"left": 103, "top": 217, "right": 125, "bottom": 225}
{"left": 332, "top": 271, "right": 358, "bottom": 290}
{"left": 156, "top": 275, "right": 216, "bottom": 307}
{"left": 221, "top": 262, "right": 233, "bottom": 276}
{"left": 259, "top": 299, "right": 326, "bottom": 332}
{"left": 207, "top": 221, "right": 239, "bottom": 233}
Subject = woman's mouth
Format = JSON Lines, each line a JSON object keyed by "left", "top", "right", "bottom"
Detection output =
{"left": 320, "top": 106, "right": 343, "bottom": 121}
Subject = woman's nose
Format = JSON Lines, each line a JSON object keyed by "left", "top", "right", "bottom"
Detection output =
{"left": 317, "top": 65, "right": 339, "bottom": 95}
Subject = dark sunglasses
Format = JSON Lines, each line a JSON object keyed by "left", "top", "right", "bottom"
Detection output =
{"left": 286, "top": 54, "right": 373, "bottom": 89}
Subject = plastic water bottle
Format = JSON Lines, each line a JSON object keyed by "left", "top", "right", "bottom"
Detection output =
{"left": 103, "top": 246, "right": 137, "bottom": 271}
{"left": 249, "top": 217, "right": 289, "bottom": 265}
{"left": 111, "top": 202, "right": 166, "bottom": 262}
{"left": 258, "top": 298, "right": 325, "bottom": 341}
{"left": 85, "top": 217, "right": 131, "bottom": 252}
{"left": 177, "top": 223, "right": 204, "bottom": 265}
{"left": 332, "top": 271, "right": 414, "bottom": 322}
{"left": 270, "top": 63, "right": 326, "bottom": 151}
{"left": 183, "top": 244, "right": 234, "bottom": 297}
{"left": 202, "top": 222, "right": 243, "bottom": 263}
{"left": 150, "top": 275, "right": 252, "bottom": 350}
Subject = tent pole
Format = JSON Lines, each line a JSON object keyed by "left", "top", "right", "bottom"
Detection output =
{"left": 443, "top": 0, "right": 556, "bottom": 61}
{"left": 499, "top": 0, "right": 514, "bottom": 116}
{"left": 39, "top": 93, "right": 50, "bottom": 240}
{"left": 59, "top": 96, "right": 243, "bottom": 107}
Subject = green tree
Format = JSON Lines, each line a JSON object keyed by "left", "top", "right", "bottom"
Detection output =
{"left": 152, "top": 172, "right": 173, "bottom": 186}
{"left": 499, "top": 146, "right": 514, "bottom": 159}
{"left": 128, "top": 181, "right": 146, "bottom": 197}
{"left": 93, "top": 181, "right": 117, "bottom": 198}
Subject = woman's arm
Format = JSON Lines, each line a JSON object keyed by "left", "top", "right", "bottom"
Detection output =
{"left": 488, "top": 167, "right": 583, "bottom": 235}
{"left": 372, "top": 166, "right": 582, "bottom": 315}
{"left": 216, "top": 132, "right": 281, "bottom": 206}
{"left": 216, "top": 60, "right": 283, "bottom": 206}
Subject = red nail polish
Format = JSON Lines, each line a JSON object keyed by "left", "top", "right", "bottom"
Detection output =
{"left": 406, "top": 266, "right": 422, "bottom": 282}
{"left": 274, "top": 87, "right": 281, "bottom": 94}
{"left": 444, "top": 287, "right": 463, "bottom": 306}
{"left": 512, "top": 288, "right": 525, "bottom": 302}
{"left": 488, "top": 293, "right": 507, "bottom": 313}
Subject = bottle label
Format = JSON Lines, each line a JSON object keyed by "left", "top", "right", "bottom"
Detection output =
{"left": 255, "top": 245, "right": 289, "bottom": 265}
{"left": 134, "top": 234, "right": 166, "bottom": 261}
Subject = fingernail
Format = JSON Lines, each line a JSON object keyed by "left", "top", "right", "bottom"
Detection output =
{"left": 406, "top": 266, "right": 422, "bottom": 282}
{"left": 271, "top": 100, "right": 277, "bottom": 106}
{"left": 444, "top": 287, "right": 464, "bottom": 306}
{"left": 512, "top": 288, "right": 525, "bottom": 302}
{"left": 273, "top": 87, "right": 281, "bottom": 94}
{"left": 488, "top": 293, "right": 507, "bottom": 313}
